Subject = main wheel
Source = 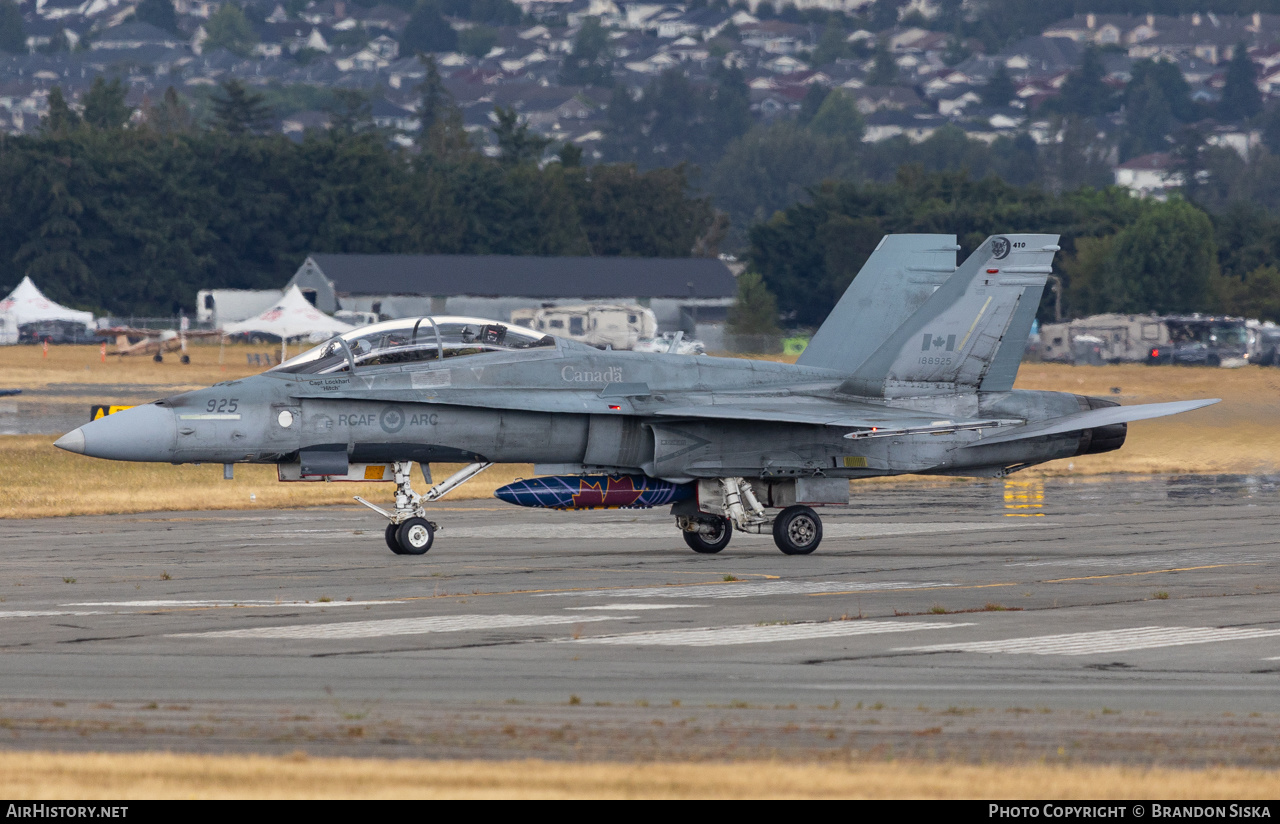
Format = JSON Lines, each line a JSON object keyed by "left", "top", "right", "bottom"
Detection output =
{"left": 153, "top": 353, "right": 163, "bottom": 362}
{"left": 773, "top": 505, "right": 822, "bottom": 555}
{"left": 385, "top": 522, "right": 405, "bottom": 555}
{"left": 682, "top": 517, "right": 731, "bottom": 554}
{"left": 180, "top": 354, "right": 190, "bottom": 364}
{"left": 395, "top": 518, "right": 434, "bottom": 555}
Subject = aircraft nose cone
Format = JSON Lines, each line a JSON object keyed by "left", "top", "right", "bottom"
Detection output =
{"left": 65, "top": 403, "right": 178, "bottom": 462}
{"left": 54, "top": 428, "right": 86, "bottom": 454}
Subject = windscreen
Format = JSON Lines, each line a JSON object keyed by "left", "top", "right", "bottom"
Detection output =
{"left": 270, "top": 316, "right": 554, "bottom": 375}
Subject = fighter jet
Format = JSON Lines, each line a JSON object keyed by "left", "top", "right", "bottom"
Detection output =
{"left": 98, "top": 326, "right": 220, "bottom": 363}
{"left": 55, "top": 234, "right": 1217, "bottom": 557}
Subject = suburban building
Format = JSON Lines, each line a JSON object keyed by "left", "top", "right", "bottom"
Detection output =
{"left": 285, "top": 254, "right": 738, "bottom": 345}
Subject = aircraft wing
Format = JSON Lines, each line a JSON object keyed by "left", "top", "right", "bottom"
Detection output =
{"left": 97, "top": 327, "right": 161, "bottom": 338}
{"left": 958, "top": 399, "right": 1220, "bottom": 448}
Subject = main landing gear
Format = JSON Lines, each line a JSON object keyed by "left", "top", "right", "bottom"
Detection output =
{"left": 357, "top": 461, "right": 491, "bottom": 556}
{"left": 676, "top": 477, "right": 825, "bottom": 556}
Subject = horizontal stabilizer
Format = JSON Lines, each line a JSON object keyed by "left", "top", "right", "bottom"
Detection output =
{"left": 960, "top": 399, "right": 1220, "bottom": 449}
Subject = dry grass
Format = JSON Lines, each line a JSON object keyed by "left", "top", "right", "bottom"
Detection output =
{"left": 1012, "top": 363, "right": 1280, "bottom": 476}
{"left": 0, "top": 340, "right": 283, "bottom": 391}
{"left": 0, "top": 437, "right": 527, "bottom": 518}
{"left": 3, "top": 345, "right": 1279, "bottom": 518}
{"left": 1, "top": 751, "right": 1277, "bottom": 799}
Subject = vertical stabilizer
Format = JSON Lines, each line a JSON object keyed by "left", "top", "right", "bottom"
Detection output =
{"left": 840, "top": 235, "right": 1059, "bottom": 397}
{"left": 797, "top": 234, "right": 958, "bottom": 373}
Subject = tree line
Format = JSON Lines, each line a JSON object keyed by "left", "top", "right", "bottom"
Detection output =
{"left": 738, "top": 168, "right": 1280, "bottom": 333}
{"left": 0, "top": 77, "right": 714, "bottom": 316}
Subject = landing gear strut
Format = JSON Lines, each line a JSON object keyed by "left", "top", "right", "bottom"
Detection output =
{"left": 356, "top": 460, "right": 491, "bottom": 555}
{"left": 676, "top": 477, "right": 826, "bottom": 556}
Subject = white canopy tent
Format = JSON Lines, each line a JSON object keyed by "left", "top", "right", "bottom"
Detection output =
{"left": 222, "top": 285, "right": 354, "bottom": 359}
{"left": 0, "top": 276, "right": 95, "bottom": 344}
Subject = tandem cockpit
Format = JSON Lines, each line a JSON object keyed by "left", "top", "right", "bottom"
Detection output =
{"left": 269, "top": 316, "right": 557, "bottom": 375}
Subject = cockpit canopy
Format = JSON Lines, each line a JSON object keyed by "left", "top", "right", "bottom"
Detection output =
{"left": 269, "top": 316, "right": 556, "bottom": 375}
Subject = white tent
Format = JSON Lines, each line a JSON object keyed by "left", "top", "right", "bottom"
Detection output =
{"left": 0, "top": 276, "right": 95, "bottom": 344}
{"left": 223, "top": 285, "right": 354, "bottom": 346}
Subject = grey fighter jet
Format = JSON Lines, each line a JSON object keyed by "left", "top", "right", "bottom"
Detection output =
{"left": 55, "top": 234, "right": 1217, "bottom": 556}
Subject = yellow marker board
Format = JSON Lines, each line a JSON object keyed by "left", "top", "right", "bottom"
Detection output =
{"left": 90, "top": 405, "right": 134, "bottom": 421}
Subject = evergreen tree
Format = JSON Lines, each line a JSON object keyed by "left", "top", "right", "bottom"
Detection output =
{"left": 457, "top": 25, "right": 497, "bottom": 60}
{"left": 982, "top": 64, "right": 1016, "bottom": 108}
{"left": 810, "top": 19, "right": 849, "bottom": 67}
{"left": 210, "top": 79, "right": 274, "bottom": 134}
{"left": 796, "top": 84, "right": 830, "bottom": 127}
{"left": 204, "top": 4, "right": 259, "bottom": 56}
{"left": 867, "top": 38, "right": 898, "bottom": 86}
{"left": 1056, "top": 46, "right": 1115, "bottom": 117}
{"left": 143, "top": 86, "right": 195, "bottom": 134}
{"left": 727, "top": 270, "right": 780, "bottom": 336}
{"left": 81, "top": 77, "right": 133, "bottom": 130}
{"left": 1119, "top": 73, "right": 1172, "bottom": 161}
{"left": 400, "top": 1, "right": 457, "bottom": 55}
{"left": 134, "top": 0, "right": 179, "bottom": 33}
{"left": 415, "top": 55, "right": 471, "bottom": 156}
{"left": 328, "top": 89, "right": 373, "bottom": 135}
{"left": 560, "top": 17, "right": 612, "bottom": 87}
{"left": 1127, "top": 58, "right": 1197, "bottom": 123}
{"left": 42, "top": 87, "right": 80, "bottom": 134}
{"left": 0, "top": 0, "right": 24, "bottom": 54}
{"left": 1219, "top": 42, "right": 1261, "bottom": 122}
{"left": 808, "top": 89, "right": 863, "bottom": 139}
{"left": 492, "top": 106, "right": 551, "bottom": 165}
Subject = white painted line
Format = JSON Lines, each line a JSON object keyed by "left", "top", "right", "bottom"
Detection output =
{"left": 1006, "top": 551, "right": 1268, "bottom": 569}
{"left": 445, "top": 521, "right": 1034, "bottom": 540}
{"left": 67, "top": 600, "right": 400, "bottom": 609}
{"left": 565, "top": 604, "right": 707, "bottom": 611}
{"left": 539, "top": 581, "right": 952, "bottom": 599}
{"left": 898, "top": 626, "right": 1280, "bottom": 657}
{"left": 169, "top": 613, "right": 628, "bottom": 640}
{"left": 571, "top": 620, "right": 971, "bottom": 647}
{"left": 0, "top": 610, "right": 107, "bottom": 619}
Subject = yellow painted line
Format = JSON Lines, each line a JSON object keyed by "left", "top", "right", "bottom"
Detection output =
{"left": 1043, "top": 563, "right": 1264, "bottom": 583}
{"left": 1003, "top": 513, "right": 1045, "bottom": 517}
{"left": 803, "top": 578, "right": 1013, "bottom": 598}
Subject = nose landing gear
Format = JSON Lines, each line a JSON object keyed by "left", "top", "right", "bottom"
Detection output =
{"left": 357, "top": 460, "right": 491, "bottom": 556}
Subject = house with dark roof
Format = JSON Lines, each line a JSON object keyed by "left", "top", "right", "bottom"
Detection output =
{"left": 285, "top": 254, "right": 737, "bottom": 335}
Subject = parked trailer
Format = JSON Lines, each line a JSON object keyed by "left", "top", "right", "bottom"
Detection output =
{"left": 509, "top": 304, "right": 657, "bottom": 350}
{"left": 1039, "top": 314, "right": 1170, "bottom": 364}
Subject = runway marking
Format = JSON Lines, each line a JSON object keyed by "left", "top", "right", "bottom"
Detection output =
{"left": 1042, "top": 563, "right": 1263, "bottom": 583}
{"left": 565, "top": 604, "right": 707, "bottom": 611}
{"left": 570, "top": 620, "right": 971, "bottom": 647}
{"left": 0, "top": 610, "right": 108, "bottom": 619}
{"left": 169, "top": 613, "right": 627, "bottom": 640}
{"left": 67, "top": 599, "right": 401, "bottom": 609}
{"left": 538, "top": 581, "right": 954, "bottom": 599}
{"left": 1007, "top": 551, "right": 1272, "bottom": 569}
{"left": 443, "top": 521, "right": 1033, "bottom": 540}
{"left": 896, "top": 626, "right": 1280, "bottom": 656}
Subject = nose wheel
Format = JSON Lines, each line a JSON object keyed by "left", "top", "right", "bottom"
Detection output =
{"left": 356, "top": 460, "right": 491, "bottom": 556}
{"left": 395, "top": 518, "right": 435, "bottom": 555}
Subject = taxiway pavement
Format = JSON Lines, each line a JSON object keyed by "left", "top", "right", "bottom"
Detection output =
{"left": 1, "top": 474, "right": 1278, "bottom": 763}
